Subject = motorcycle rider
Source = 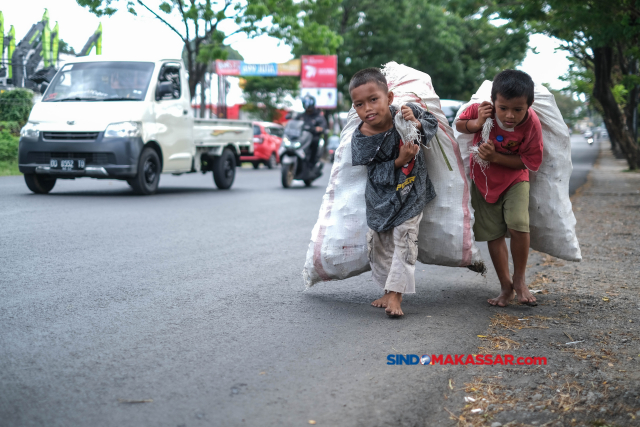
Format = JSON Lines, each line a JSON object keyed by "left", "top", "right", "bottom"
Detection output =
{"left": 300, "top": 95, "right": 328, "bottom": 165}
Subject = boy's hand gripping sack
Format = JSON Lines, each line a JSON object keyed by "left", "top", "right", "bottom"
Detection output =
{"left": 452, "top": 81, "right": 581, "bottom": 262}
{"left": 303, "top": 62, "right": 485, "bottom": 287}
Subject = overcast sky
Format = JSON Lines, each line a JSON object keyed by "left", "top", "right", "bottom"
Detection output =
{"left": 3, "top": 1, "right": 571, "bottom": 93}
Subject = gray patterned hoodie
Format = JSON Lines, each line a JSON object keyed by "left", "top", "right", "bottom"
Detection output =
{"left": 351, "top": 103, "right": 438, "bottom": 232}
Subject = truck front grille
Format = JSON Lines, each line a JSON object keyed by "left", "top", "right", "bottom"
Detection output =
{"left": 42, "top": 132, "right": 100, "bottom": 141}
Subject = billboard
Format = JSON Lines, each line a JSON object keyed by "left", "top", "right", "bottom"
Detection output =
{"left": 215, "top": 56, "right": 338, "bottom": 108}
{"left": 301, "top": 55, "right": 338, "bottom": 108}
{"left": 216, "top": 59, "right": 300, "bottom": 77}
{"left": 301, "top": 55, "right": 337, "bottom": 88}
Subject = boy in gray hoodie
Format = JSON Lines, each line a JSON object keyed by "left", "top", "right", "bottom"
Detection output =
{"left": 350, "top": 68, "right": 439, "bottom": 317}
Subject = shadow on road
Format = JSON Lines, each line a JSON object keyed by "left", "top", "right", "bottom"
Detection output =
{"left": 18, "top": 186, "right": 258, "bottom": 197}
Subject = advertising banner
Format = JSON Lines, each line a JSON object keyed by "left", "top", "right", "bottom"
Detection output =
{"left": 216, "top": 59, "right": 301, "bottom": 77}
{"left": 240, "top": 62, "right": 277, "bottom": 76}
{"left": 277, "top": 59, "right": 301, "bottom": 76}
{"left": 301, "top": 55, "right": 338, "bottom": 88}
{"left": 216, "top": 60, "right": 242, "bottom": 76}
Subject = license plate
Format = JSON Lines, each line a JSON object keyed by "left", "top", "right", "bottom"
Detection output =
{"left": 50, "top": 159, "right": 85, "bottom": 170}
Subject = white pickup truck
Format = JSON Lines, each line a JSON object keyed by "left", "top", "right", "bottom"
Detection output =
{"left": 18, "top": 55, "right": 253, "bottom": 194}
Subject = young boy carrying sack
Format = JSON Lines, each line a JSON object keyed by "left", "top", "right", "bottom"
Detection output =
{"left": 456, "top": 70, "right": 543, "bottom": 307}
{"left": 349, "top": 68, "right": 439, "bottom": 317}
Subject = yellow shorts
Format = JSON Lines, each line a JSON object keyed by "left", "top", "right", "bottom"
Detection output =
{"left": 471, "top": 181, "right": 530, "bottom": 242}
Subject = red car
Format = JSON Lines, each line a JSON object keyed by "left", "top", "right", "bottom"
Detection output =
{"left": 241, "top": 122, "right": 284, "bottom": 169}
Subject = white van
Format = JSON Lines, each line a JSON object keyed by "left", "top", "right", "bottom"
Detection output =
{"left": 19, "top": 55, "right": 253, "bottom": 194}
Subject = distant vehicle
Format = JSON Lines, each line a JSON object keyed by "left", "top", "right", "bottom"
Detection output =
{"left": 440, "top": 99, "right": 465, "bottom": 127}
{"left": 19, "top": 55, "right": 253, "bottom": 195}
{"left": 327, "top": 135, "right": 340, "bottom": 162}
{"left": 279, "top": 115, "right": 324, "bottom": 187}
{"left": 583, "top": 129, "right": 595, "bottom": 144}
{"left": 241, "top": 122, "right": 284, "bottom": 169}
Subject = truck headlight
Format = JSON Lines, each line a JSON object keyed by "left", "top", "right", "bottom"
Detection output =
{"left": 20, "top": 122, "right": 40, "bottom": 138}
{"left": 104, "top": 121, "right": 142, "bottom": 138}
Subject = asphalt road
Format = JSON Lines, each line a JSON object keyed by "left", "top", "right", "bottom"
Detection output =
{"left": 0, "top": 136, "right": 600, "bottom": 427}
{"left": 568, "top": 133, "right": 601, "bottom": 195}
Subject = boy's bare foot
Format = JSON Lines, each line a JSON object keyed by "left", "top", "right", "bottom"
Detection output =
{"left": 385, "top": 292, "right": 403, "bottom": 317}
{"left": 513, "top": 277, "right": 537, "bottom": 305}
{"left": 371, "top": 292, "right": 392, "bottom": 308}
{"left": 488, "top": 289, "right": 515, "bottom": 307}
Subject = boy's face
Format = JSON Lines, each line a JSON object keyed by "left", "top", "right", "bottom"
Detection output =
{"left": 350, "top": 82, "right": 394, "bottom": 128}
{"left": 494, "top": 94, "right": 529, "bottom": 128}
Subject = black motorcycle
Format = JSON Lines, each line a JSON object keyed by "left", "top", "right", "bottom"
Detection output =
{"left": 279, "top": 118, "right": 324, "bottom": 188}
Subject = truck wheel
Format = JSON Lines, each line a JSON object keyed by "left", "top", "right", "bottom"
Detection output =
{"left": 130, "top": 147, "right": 161, "bottom": 195}
{"left": 213, "top": 148, "right": 236, "bottom": 190}
{"left": 266, "top": 153, "right": 277, "bottom": 169}
{"left": 24, "top": 174, "right": 56, "bottom": 194}
{"left": 252, "top": 161, "right": 260, "bottom": 169}
{"left": 281, "top": 163, "right": 294, "bottom": 188}
{"left": 304, "top": 179, "right": 313, "bottom": 187}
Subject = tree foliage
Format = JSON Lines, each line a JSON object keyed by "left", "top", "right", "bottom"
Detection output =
{"left": 543, "top": 83, "right": 586, "bottom": 127}
{"left": 241, "top": 76, "right": 298, "bottom": 122}
{"left": 486, "top": 0, "right": 640, "bottom": 169}
{"left": 289, "top": 0, "right": 528, "bottom": 106}
{"left": 58, "top": 39, "right": 76, "bottom": 55}
{"left": 239, "top": 0, "right": 342, "bottom": 120}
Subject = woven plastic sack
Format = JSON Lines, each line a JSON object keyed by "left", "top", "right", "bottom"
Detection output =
{"left": 303, "top": 62, "right": 485, "bottom": 287}
{"left": 452, "top": 81, "right": 581, "bottom": 262}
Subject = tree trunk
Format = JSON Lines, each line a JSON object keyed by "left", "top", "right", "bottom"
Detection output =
{"left": 189, "top": 62, "right": 206, "bottom": 104}
{"left": 592, "top": 47, "right": 639, "bottom": 169}
{"left": 600, "top": 115, "right": 620, "bottom": 155}
{"left": 624, "top": 58, "right": 639, "bottom": 145}
{"left": 199, "top": 73, "right": 206, "bottom": 119}
{"left": 217, "top": 75, "right": 227, "bottom": 119}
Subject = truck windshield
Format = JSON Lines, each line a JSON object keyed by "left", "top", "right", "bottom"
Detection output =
{"left": 43, "top": 62, "right": 155, "bottom": 102}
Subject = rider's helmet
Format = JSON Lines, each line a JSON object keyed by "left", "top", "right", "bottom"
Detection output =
{"left": 302, "top": 94, "right": 316, "bottom": 111}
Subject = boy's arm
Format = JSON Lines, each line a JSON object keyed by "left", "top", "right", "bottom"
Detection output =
{"left": 394, "top": 144, "right": 420, "bottom": 169}
{"left": 477, "top": 141, "right": 526, "bottom": 169}
{"left": 407, "top": 103, "right": 439, "bottom": 143}
{"left": 480, "top": 111, "right": 544, "bottom": 171}
{"left": 456, "top": 101, "right": 493, "bottom": 134}
{"left": 356, "top": 147, "right": 417, "bottom": 185}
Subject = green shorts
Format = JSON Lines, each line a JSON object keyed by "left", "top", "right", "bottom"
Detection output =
{"left": 471, "top": 181, "right": 530, "bottom": 242}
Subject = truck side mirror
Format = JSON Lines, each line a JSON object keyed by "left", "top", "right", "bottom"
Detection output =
{"left": 285, "top": 111, "right": 293, "bottom": 120}
{"left": 39, "top": 82, "right": 49, "bottom": 94}
{"left": 156, "top": 81, "right": 174, "bottom": 100}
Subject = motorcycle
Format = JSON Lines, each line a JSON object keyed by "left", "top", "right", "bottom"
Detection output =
{"left": 279, "top": 117, "right": 324, "bottom": 188}
{"left": 584, "top": 130, "right": 594, "bottom": 145}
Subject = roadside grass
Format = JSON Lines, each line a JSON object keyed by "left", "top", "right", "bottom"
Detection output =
{"left": 0, "top": 160, "right": 20, "bottom": 176}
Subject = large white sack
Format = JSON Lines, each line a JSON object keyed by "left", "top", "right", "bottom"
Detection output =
{"left": 303, "top": 62, "right": 485, "bottom": 288}
{"left": 452, "top": 81, "right": 582, "bottom": 262}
